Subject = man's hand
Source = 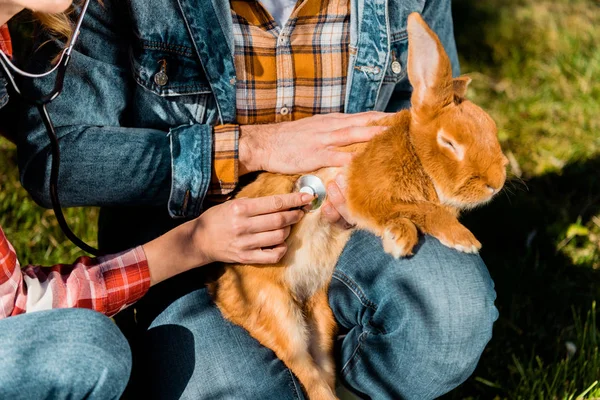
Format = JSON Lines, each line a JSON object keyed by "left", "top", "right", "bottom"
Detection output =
{"left": 0, "top": 0, "right": 72, "bottom": 26}
{"left": 321, "top": 174, "right": 356, "bottom": 230}
{"left": 238, "top": 112, "right": 390, "bottom": 175}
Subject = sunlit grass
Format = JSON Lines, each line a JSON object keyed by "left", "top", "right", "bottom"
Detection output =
{"left": 0, "top": 138, "right": 98, "bottom": 265}
{"left": 0, "top": 0, "right": 598, "bottom": 398}
{"left": 447, "top": 0, "right": 600, "bottom": 398}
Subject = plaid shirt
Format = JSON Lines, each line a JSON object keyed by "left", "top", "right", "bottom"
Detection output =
{"left": 210, "top": 0, "right": 350, "bottom": 196}
{"left": 0, "top": 24, "right": 11, "bottom": 56}
{"left": 0, "top": 226, "right": 150, "bottom": 319}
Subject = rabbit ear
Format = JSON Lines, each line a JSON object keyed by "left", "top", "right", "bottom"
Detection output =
{"left": 453, "top": 76, "right": 472, "bottom": 101}
{"left": 407, "top": 13, "right": 454, "bottom": 117}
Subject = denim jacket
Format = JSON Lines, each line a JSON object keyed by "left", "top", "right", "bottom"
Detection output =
{"left": 9, "top": 0, "right": 458, "bottom": 247}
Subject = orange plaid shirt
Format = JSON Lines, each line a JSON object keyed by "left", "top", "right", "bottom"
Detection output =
{"left": 210, "top": 0, "right": 350, "bottom": 196}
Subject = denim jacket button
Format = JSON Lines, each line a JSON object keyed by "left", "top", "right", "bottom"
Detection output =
{"left": 154, "top": 71, "right": 169, "bottom": 86}
{"left": 391, "top": 60, "right": 402, "bottom": 74}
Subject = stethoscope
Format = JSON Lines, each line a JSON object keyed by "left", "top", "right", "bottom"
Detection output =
{"left": 0, "top": 0, "right": 329, "bottom": 257}
{"left": 0, "top": 0, "right": 101, "bottom": 255}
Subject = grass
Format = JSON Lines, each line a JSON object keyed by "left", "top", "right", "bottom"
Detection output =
{"left": 0, "top": 139, "right": 98, "bottom": 265}
{"left": 1, "top": 0, "right": 599, "bottom": 398}
{"left": 443, "top": 0, "right": 600, "bottom": 398}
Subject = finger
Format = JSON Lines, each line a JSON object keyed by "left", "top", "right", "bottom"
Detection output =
{"left": 244, "top": 226, "right": 291, "bottom": 250}
{"left": 327, "top": 179, "right": 357, "bottom": 226}
{"left": 322, "top": 150, "right": 354, "bottom": 167}
{"left": 320, "top": 201, "right": 342, "bottom": 224}
{"left": 343, "top": 111, "right": 395, "bottom": 124}
{"left": 243, "top": 243, "right": 288, "bottom": 264}
{"left": 327, "top": 180, "right": 346, "bottom": 204}
{"left": 310, "top": 112, "right": 388, "bottom": 132}
{"left": 242, "top": 192, "right": 314, "bottom": 216}
{"left": 324, "top": 126, "right": 387, "bottom": 147}
{"left": 247, "top": 209, "right": 304, "bottom": 233}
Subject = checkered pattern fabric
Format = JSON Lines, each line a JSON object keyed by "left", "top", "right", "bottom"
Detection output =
{"left": 0, "top": 226, "right": 150, "bottom": 319}
{"left": 0, "top": 25, "right": 12, "bottom": 57}
{"left": 209, "top": 0, "right": 350, "bottom": 196}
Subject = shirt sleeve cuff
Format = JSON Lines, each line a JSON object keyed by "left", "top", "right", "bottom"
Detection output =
{"left": 209, "top": 124, "right": 240, "bottom": 196}
{"left": 100, "top": 246, "right": 150, "bottom": 317}
{"left": 168, "top": 124, "right": 213, "bottom": 218}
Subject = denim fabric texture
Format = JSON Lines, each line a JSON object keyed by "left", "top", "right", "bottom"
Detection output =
{"left": 9, "top": 0, "right": 497, "bottom": 398}
{"left": 14, "top": 0, "right": 459, "bottom": 219}
{"left": 130, "top": 233, "right": 497, "bottom": 400}
{"left": 0, "top": 308, "right": 131, "bottom": 399}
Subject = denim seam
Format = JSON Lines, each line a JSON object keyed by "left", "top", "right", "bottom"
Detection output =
{"left": 141, "top": 40, "right": 194, "bottom": 57}
{"left": 287, "top": 368, "right": 303, "bottom": 399}
{"left": 340, "top": 331, "right": 367, "bottom": 375}
{"left": 332, "top": 271, "right": 378, "bottom": 311}
{"left": 133, "top": 74, "right": 211, "bottom": 97}
{"left": 390, "top": 30, "right": 408, "bottom": 42}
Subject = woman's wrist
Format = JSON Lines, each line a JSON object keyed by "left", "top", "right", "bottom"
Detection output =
{"left": 142, "top": 220, "right": 211, "bottom": 286}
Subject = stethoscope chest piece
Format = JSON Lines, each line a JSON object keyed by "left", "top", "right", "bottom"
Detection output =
{"left": 295, "top": 175, "right": 327, "bottom": 212}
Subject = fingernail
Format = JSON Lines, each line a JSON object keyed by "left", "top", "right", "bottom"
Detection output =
{"left": 335, "top": 174, "right": 347, "bottom": 190}
{"left": 301, "top": 193, "right": 314, "bottom": 202}
{"left": 322, "top": 203, "right": 333, "bottom": 215}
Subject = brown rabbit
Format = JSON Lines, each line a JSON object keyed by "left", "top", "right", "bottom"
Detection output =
{"left": 209, "top": 12, "right": 508, "bottom": 400}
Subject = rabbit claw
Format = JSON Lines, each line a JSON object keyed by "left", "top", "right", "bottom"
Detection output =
{"left": 382, "top": 224, "right": 419, "bottom": 259}
{"left": 433, "top": 224, "right": 482, "bottom": 254}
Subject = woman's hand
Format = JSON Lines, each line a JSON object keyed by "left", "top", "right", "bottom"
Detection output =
{"left": 238, "top": 112, "right": 390, "bottom": 175}
{"left": 194, "top": 192, "right": 314, "bottom": 264}
{"left": 143, "top": 192, "right": 314, "bottom": 285}
{"left": 0, "top": 0, "right": 72, "bottom": 25}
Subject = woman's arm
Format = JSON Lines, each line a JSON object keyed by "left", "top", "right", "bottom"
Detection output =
{"left": 0, "top": 192, "right": 313, "bottom": 319}
{"left": 0, "top": 226, "right": 151, "bottom": 318}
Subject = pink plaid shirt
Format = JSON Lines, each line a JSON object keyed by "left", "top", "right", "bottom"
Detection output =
{"left": 0, "top": 226, "right": 151, "bottom": 319}
{"left": 0, "top": 24, "right": 12, "bottom": 56}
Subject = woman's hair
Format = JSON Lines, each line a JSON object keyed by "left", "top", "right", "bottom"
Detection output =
{"left": 33, "top": 11, "right": 75, "bottom": 41}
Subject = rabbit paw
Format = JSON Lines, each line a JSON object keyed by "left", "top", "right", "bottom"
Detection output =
{"left": 382, "top": 220, "right": 419, "bottom": 259}
{"left": 433, "top": 223, "right": 481, "bottom": 253}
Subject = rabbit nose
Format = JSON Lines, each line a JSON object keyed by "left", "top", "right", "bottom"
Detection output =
{"left": 485, "top": 184, "right": 497, "bottom": 194}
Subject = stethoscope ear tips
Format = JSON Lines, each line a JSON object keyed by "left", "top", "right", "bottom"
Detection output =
{"left": 295, "top": 175, "right": 327, "bottom": 212}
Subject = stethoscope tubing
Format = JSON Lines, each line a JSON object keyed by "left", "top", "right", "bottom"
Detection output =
{"left": 0, "top": 0, "right": 103, "bottom": 256}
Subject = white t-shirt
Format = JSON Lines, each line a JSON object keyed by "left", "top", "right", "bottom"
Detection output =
{"left": 260, "top": 0, "right": 297, "bottom": 27}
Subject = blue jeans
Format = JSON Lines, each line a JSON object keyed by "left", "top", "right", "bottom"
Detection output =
{"left": 0, "top": 308, "right": 131, "bottom": 400}
{"left": 131, "top": 232, "right": 498, "bottom": 399}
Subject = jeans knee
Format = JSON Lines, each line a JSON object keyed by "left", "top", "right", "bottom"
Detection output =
{"left": 0, "top": 308, "right": 132, "bottom": 400}
{"left": 379, "top": 238, "right": 498, "bottom": 395}
{"left": 62, "top": 309, "right": 133, "bottom": 397}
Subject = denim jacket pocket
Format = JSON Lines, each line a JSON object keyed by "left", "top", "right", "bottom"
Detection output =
{"left": 130, "top": 41, "right": 214, "bottom": 127}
